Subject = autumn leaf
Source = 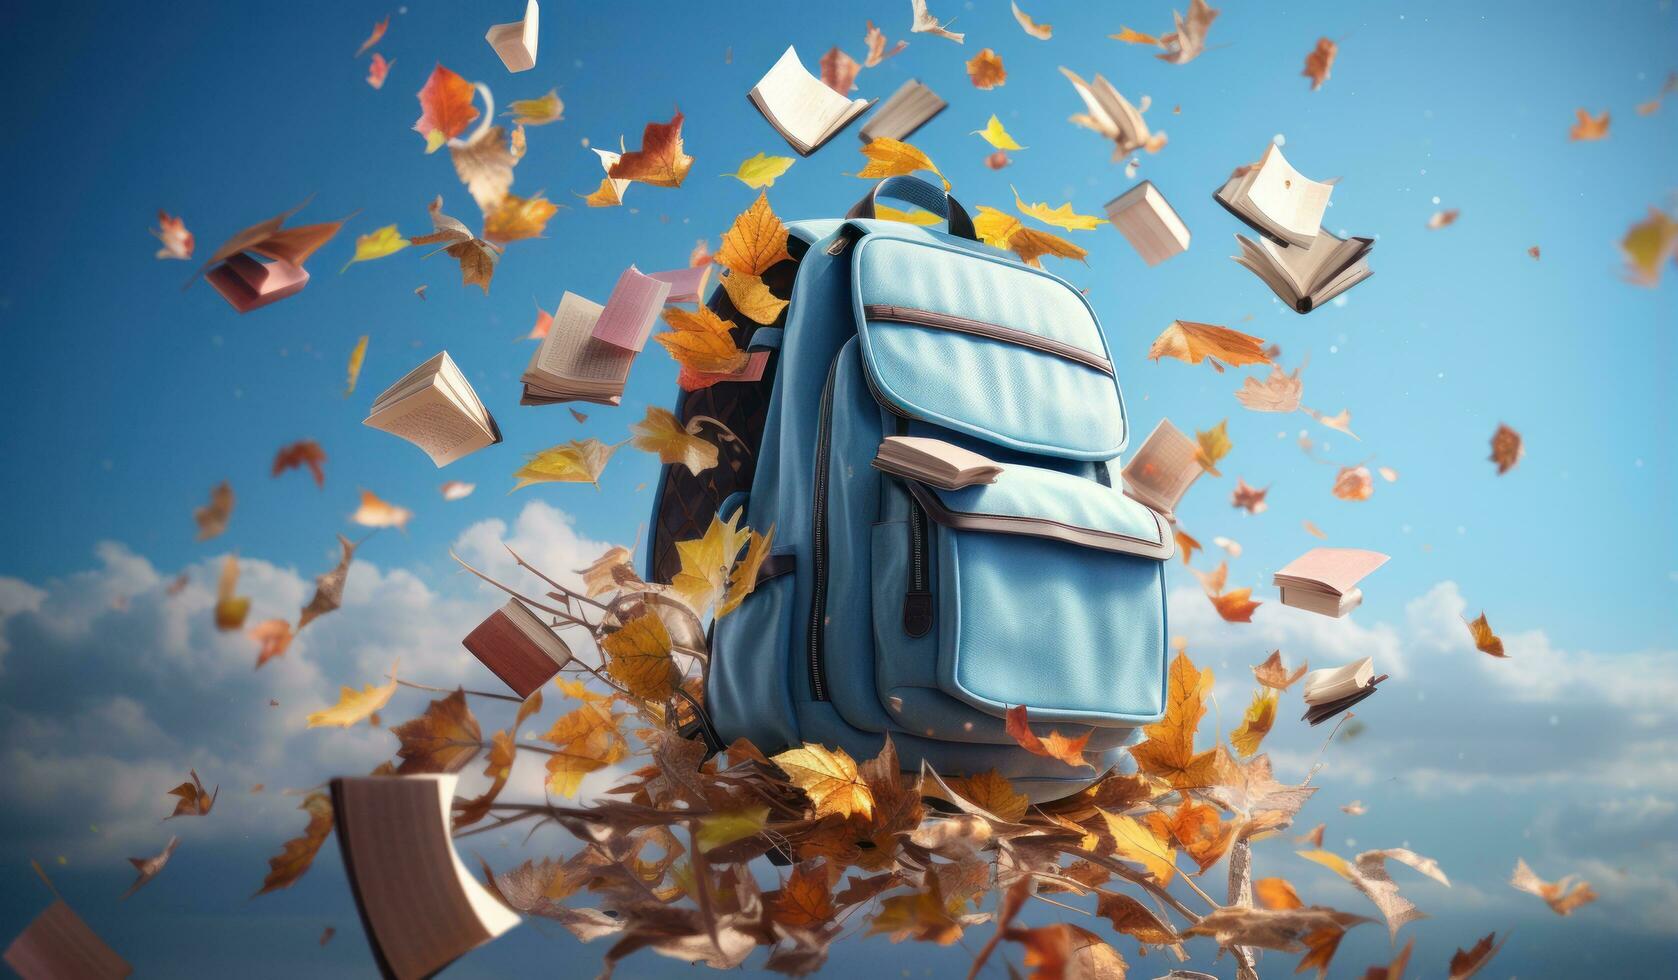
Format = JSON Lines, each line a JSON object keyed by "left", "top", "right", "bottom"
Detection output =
{"left": 1256, "top": 876, "right": 1303, "bottom": 910}
{"left": 869, "top": 880, "right": 963, "bottom": 944}
{"left": 1489, "top": 423, "right": 1523, "bottom": 473}
{"left": 1149, "top": 320, "right": 1271, "bottom": 373}
{"left": 864, "top": 19, "right": 908, "bottom": 66}
{"left": 1195, "top": 419, "right": 1232, "bottom": 476}
{"left": 773, "top": 743, "right": 874, "bottom": 819}
{"left": 629, "top": 406, "right": 719, "bottom": 476}
{"left": 1303, "top": 519, "right": 1327, "bottom": 538}
{"left": 1568, "top": 108, "right": 1610, "bottom": 141}
{"left": 1156, "top": 0, "right": 1220, "bottom": 64}
{"left": 670, "top": 512, "right": 750, "bottom": 616}
{"left": 1449, "top": 933, "right": 1507, "bottom": 979}
{"left": 1464, "top": 611, "right": 1506, "bottom": 658}
{"left": 1100, "top": 809, "right": 1178, "bottom": 883}
{"left": 767, "top": 861, "right": 837, "bottom": 928}
{"left": 1231, "top": 477, "right": 1268, "bottom": 513}
{"left": 723, "top": 151, "right": 794, "bottom": 189}
{"left": 1189, "top": 561, "right": 1261, "bottom": 623}
{"left": 339, "top": 225, "right": 410, "bottom": 274}
{"left": 716, "top": 192, "right": 791, "bottom": 276}
{"left": 1253, "top": 651, "right": 1308, "bottom": 690}
{"left": 601, "top": 610, "right": 678, "bottom": 701}
{"left": 1305, "top": 406, "right": 1359, "bottom": 440}
{"left": 214, "top": 553, "right": 249, "bottom": 632}
{"left": 909, "top": 0, "right": 964, "bottom": 43}
{"left": 272, "top": 440, "right": 326, "bottom": 487}
{"left": 450, "top": 125, "right": 519, "bottom": 214}
{"left": 655, "top": 306, "right": 749, "bottom": 376}
{"left": 505, "top": 88, "right": 564, "bottom": 125}
{"left": 948, "top": 769, "right": 1028, "bottom": 823}
{"left": 1332, "top": 465, "right": 1374, "bottom": 501}
{"left": 1299, "top": 847, "right": 1450, "bottom": 940}
{"left": 819, "top": 46, "right": 860, "bottom": 95}
{"left": 1230, "top": 689, "right": 1277, "bottom": 756}
{"left": 410, "top": 196, "right": 502, "bottom": 293}
{"left": 719, "top": 524, "right": 775, "bottom": 617}
{"left": 579, "top": 545, "right": 636, "bottom": 597}
{"left": 306, "top": 661, "right": 398, "bottom": 728}
{"left": 456, "top": 730, "right": 518, "bottom": 829}
{"left": 122, "top": 836, "right": 179, "bottom": 899}
{"left": 392, "top": 688, "right": 483, "bottom": 773}
{"left": 484, "top": 192, "right": 559, "bottom": 243}
{"left": 1004, "top": 704, "right": 1092, "bottom": 768}
{"left": 351, "top": 488, "right": 412, "bottom": 529}
{"left": 167, "top": 770, "right": 217, "bottom": 818}
{"left": 354, "top": 15, "right": 388, "bottom": 57}
{"left": 1011, "top": 186, "right": 1100, "bottom": 231}
{"left": 973, "top": 206, "right": 1088, "bottom": 267}
{"left": 512, "top": 438, "right": 620, "bottom": 490}
{"left": 972, "top": 114, "right": 1024, "bottom": 150}
{"left": 609, "top": 111, "right": 693, "bottom": 187}
{"left": 344, "top": 334, "right": 368, "bottom": 396}
{"left": 255, "top": 791, "right": 333, "bottom": 895}
{"left": 719, "top": 271, "right": 788, "bottom": 324}
{"left": 1235, "top": 363, "right": 1304, "bottom": 412}
{"left": 1303, "top": 38, "right": 1337, "bottom": 90}
{"left": 249, "top": 619, "right": 293, "bottom": 669}
{"left": 541, "top": 697, "right": 628, "bottom": 797}
{"left": 366, "top": 52, "right": 392, "bottom": 89}
{"left": 151, "top": 210, "right": 193, "bottom": 260}
{"left": 440, "top": 480, "right": 475, "bottom": 501}
{"left": 413, "top": 64, "right": 479, "bottom": 153}
{"left": 855, "top": 137, "right": 949, "bottom": 191}
{"left": 1622, "top": 207, "right": 1678, "bottom": 285}
{"left": 875, "top": 204, "right": 942, "bottom": 225}
{"left": 1131, "top": 648, "right": 1228, "bottom": 789}
{"left": 1364, "top": 938, "right": 1415, "bottom": 980}
{"left": 1110, "top": 25, "right": 1161, "bottom": 44}
{"left": 1175, "top": 527, "right": 1202, "bottom": 564}
{"left": 195, "top": 481, "right": 234, "bottom": 540}
{"left": 1011, "top": 1, "right": 1052, "bottom": 39}
{"left": 965, "top": 48, "right": 1006, "bottom": 89}
{"left": 1151, "top": 799, "right": 1235, "bottom": 874}
{"left": 1427, "top": 208, "right": 1460, "bottom": 229}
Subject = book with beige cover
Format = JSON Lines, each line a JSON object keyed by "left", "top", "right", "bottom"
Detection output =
{"left": 521, "top": 291, "right": 634, "bottom": 406}
{"left": 462, "top": 599, "right": 573, "bottom": 698}
{"left": 332, "top": 774, "right": 520, "bottom": 980}
{"left": 1274, "top": 547, "right": 1389, "bottom": 617}
{"left": 363, "top": 352, "right": 501, "bottom": 467}
{"left": 750, "top": 46, "right": 874, "bottom": 156}
{"left": 1120, "top": 419, "right": 1201, "bottom": 519}
{"left": 1106, "top": 181, "right": 1190, "bottom": 266}
{"left": 4, "top": 899, "right": 132, "bottom": 980}
{"left": 872, "top": 436, "right": 1002, "bottom": 491}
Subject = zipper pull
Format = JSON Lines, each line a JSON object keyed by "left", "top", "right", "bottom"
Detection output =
{"left": 903, "top": 591, "right": 934, "bottom": 638}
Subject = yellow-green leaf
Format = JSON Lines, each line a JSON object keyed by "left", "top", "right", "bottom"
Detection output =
{"left": 874, "top": 204, "right": 943, "bottom": 226}
{"left": 340, "top": 225, "right": 411, "bottom": 273}
{"left": 696, "top": 805, "right": 770, "bottom": 852}
{"left": 971, "top": 114, "right": 1026, "bottom": 150}
{"left": 511, "top": 439, "right": 620, "bottom": 490}
{"left": 1012, "top": 186, "right": 1102, "bottom": 231}
{"left": 504, "top": 88, "right": 564, "bottom": 126}
{"left": 723, "top": 151, "right": 795, "bottom": 189}
{"left": 306, "top": 661, "right": 399, "bottom": 728}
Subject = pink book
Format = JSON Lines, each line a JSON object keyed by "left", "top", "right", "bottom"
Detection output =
{"left": 589, "top": 266, "right": 672, "bottom": 351}
{"left": 678, "top": 349, "right": 771, "bottom": 390}
{"left": 205, "top": 253, "right": 310, "bottom": 313}
{"left": 1273, "top": 548, "right": 1389, "bottom": 597}
{"left": 643, "top": 264, "right": 712, "bottom": 304}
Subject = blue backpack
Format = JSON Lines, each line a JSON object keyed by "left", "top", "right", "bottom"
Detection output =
{"left": 646, "top": 176, "right": 1172, "bottom": 803}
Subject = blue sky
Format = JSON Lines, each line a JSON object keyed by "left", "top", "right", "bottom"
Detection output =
{"left": 0, "top": 0, "right": 1673, "bottom": 977}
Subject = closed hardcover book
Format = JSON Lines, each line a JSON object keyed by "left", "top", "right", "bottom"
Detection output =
{"left": 461, "top": 599, "right": 572, "bottom": 698}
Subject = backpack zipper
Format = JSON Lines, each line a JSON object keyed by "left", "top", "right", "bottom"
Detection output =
{"left": 807, "top": 356, "right": 842, "bottom": 701}
{"left": 903, "top": 498, "right": 933, "bottom": 637}
{"left": 862, "top": 304, "right": 1114, "bottom": 376}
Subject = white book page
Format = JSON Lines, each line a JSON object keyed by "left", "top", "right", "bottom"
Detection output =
{"left": 434, "top": 352, "right": 489, "bottom": 427}
{"left": 754, "top": 47, "right": 858, "bottom": 148}
{"left": 364, "top": 383, "right": 493, "bottom": 466}
{"left": 1246, "top": 145, "right": 1333, "bottom": 244}
{"left": 530, "top": 292, "right": 633, "bottom": 385}
{"left": 371, "top": 352, "right": 446, "bottom": 412}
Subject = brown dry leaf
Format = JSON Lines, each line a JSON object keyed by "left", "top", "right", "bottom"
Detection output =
{"left": 249, "top": 619, "right": 293, "bottom": 669}
{"left": 1305, "top": 406, "right": 1359, "bottom": 439}
{"left": 1509, "top": 858, "right": 1597, "bottom": 915}
{"left": 670, "top": 512, "right": 750, "bottom": 616}
{"left": 1568, "top": 108, "right": 1610, "bottom": 141}
{"left": 772, "top": 743, "right": 874, "bottom": 820}
{"left": 768, "top": 862, "right": 838, "bottom": 928}
{"left": 1235, "top": 363, "right": 1304, "bottom": 412}
{"left": 1448, "top": 933, "right": 1508, "bottom": 979}
{"left": 719, "top": 271, "right": 789, "bottom": 325}
{"left": 1155, "top": 0, "right": 1220, "bottom": 64}
{"left": 410, "top": 196, "right": 503, "bottom": 293}
{"left": 719, "top": 524, "right": 775, "bottom": 618}
{"left": 482, "top": 191, "right": 559, "bottom": 245}
{"left": 1152, "top": 799, "right": 1235, "bottom": 875}
{"left": 306, "top": 661, "right": 399, "bottom": 728}
{"left": 1004, "top": 923, "right": 1128, "bottom": 978}
{"left": 1465, "top": 612, "right": 1506, "bottom": 657}
{"left": 1101, "top": 809, "right": 1179, "bottom": 884}
{"left": 214, "top": 553, "right": 249, "bottom": 632}
{"left": 271, "top": 440, "right": 327, "bottom": 488}
{"left": 948, "top": 769, "right": 1029, "bottom": 823}
{"left": 601, "top": 610, "right": 677, "bottom": 702}
{"left": 1332, "top": 465, "right": 1374, "bottom": 501}
{"left": 819, "top": 47, "right": 860, "bottom": 94}
{"left": 1231, "top": 477, "right": 1268, "bottom": 513}
{"left": 1427, "top": 208, "right": 1460, "bottom": 230}
{"left": 1230, "top": 689, "right": 1277, "bottom": 756}
{"left": 1131, "top": 648, "right": 1227, "bottom": 789}
{"left": 298, "top": 534, "right": 355, "bottom": 631}
{"left": 450, "top": 125, "right": 518, "bottom": 214}
{"left": 392, "top": 688, "right": 483, "bottom": 774}
{"left": 1489, "top": 423, "right": 1523, "bottom": 474}
{"left": 909, "top": 0, "right": 964, "bottom": 44}
{"left": 1149, "top": 320, "right": 1270, "bottom": 373}
{"left": 1303, "top": 520, "right": 1327, "bottom": 539}
{"left": 966, "top": 48, "right": 1006, "bottom": 89}
{"left": 1194, "top": 419, "right": 1232, "bottom": 476}
{"left": 195, "top": 481, "right": 234, "bottom": 541}
{"left": 1303, "top": 38, "right": 1337, "bottom": 90}
{"left": 1011, "top": 1, "right": 1052, "bottom": 39}
{"left": 716, "top": 192, "right": 792, "bottom": 277}
{"left": 1296, "top": 823, "right": 1326, "bottom": 847}
{"left": 973, "top": 206, "right": 1088, "bottom": 267}
{"left": 1175, "top": 528, "right": 1202, "bottom": 565}
{"left": 856, "top": 137, "right": 949, "bottom": 190}
{"left": 1256, "top": 876, "right": 1304, "bottom": 910}
{"left": 1185, "top": 904, "right": 1370, "bottom": 953}
{"left": 1363, "top": 937, "right": 1414, "bottom": 980}
{"left": 1299, "top": 847, "right": 1450, "bottom": 940}
{"left": 255, "top": 791, "right": 333, "bottom": 895}
{"left": 1253, "top": 651, "right": 1307, "bottom": 691}
{"left": 608, "top": 111, "right": 694, "bottom": 187}
{"left": 123, "top": 835, "right": 180, "bottom": 899}
{"left": 655, "top": 306, "right": 749, "bottom": 377}
{"left": 167, "top": 770, "right": 218, "bottom": 819}
{"left": 1095, "top": 891, "right": 1179, "bottom": 946}
{"left": 864, "top": 20, "right": 908, "bottom": 66}
{"left": 629, "top": 406, "right": 718, "bottom": 476}
{"left": 511, "top": 439, "right": 621, "bottom": 490}
{"left": 1004, "top": 704, "right": 1092, "bottom": 769}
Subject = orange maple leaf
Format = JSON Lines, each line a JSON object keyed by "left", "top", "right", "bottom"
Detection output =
{"left": 608, "top": 111, "right": 694, "bottom": 188}
{"left": 412, "top": 64, "right": 479, "bottom": 153}
{"left": 1004, "top": 704, "right": 1092, "bottom": 769}
{"left": 1131, "top": 649, "right": 1229, "bottom": 788}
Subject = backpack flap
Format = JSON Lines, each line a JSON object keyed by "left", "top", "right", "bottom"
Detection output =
{"left": 852, "top": 234, "right": 1127, "bottom": 461}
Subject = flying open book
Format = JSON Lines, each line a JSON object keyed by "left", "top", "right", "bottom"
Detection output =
{"left": 872, "top": 436, "right": 1002, "bottom": 491}
{"left": 1301, "top": 657, "right": 1387, "bottom": 725}
{"left": 1274, "top": 547, "right": 1389, "bottom": 618}
{"left": 462, "top": 599, "right": 573, "bottom": 698}
{"left": 332, "top": 774, "right": 520, "bottom": 979}
{"left": 1214, "top": 144, "right": 1334, "bottom": 248}
{"left": 5, "top": 899, "right": 132, "bottom": 980}
{"left": 1106, "top": 181, "right": 1191, "bottom": 266}
{"left": 1059, "top": 67, "right": 1163, "bottom": 160}
{"left": 1120, "top": 419, "right": 1201, "bottom": 519}
{"left": 521, "top": 291, "right": 634, "bottom": 406}
{"left": 485, "top": 0, "right": 539, "bottom": 73}
{"left": 363, "top": 352, "right": 502, "bottom": 467}
{"left": 857, "top": 79, "right": 947, "bottom": 144}
{"left": 590, "top": 266, "right": 671, "bottom": 351}
{"left": 1234, "top": 228, "right": 1373, "bottom": 314}
{"left": 750, "top": 46, "right": 873, "bottom": 156}
{"left": 198, "top": 203, "right": 345, "bottom": 313}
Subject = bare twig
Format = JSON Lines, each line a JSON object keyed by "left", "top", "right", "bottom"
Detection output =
{"left": 392, "top": 677, "right": 522, "bottom": 704}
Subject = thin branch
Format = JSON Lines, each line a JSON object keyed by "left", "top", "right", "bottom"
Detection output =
{"left": 1057, "top": 846, "right": 1203, "bottom": 924}
{"left": 448, "top": 548, "right": 576, "bottom": 622}
{"left": 392, "top": 678, "right": 522, "bottom": 704}
{"left": 505, "top": 543, "right": 612, "bottom": 614}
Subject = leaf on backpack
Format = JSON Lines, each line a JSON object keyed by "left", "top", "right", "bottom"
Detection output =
{"left": 1252, "top": 651, "right": 1307, "bottom": 691}
{"left": 484, "top": 192, "right": 559, "bottom": 243}
{"left": 1131, "top": 648, "right": 1229, "bottom": 789}
{"left": 1004, "top": 704, "right": 1092, "bottom": 768}
{"left": 1235, "top": 362, "right": 1304, "bottom": 412}
{"left": 1149, "top": 320, "right": 1271, "bottom": 373}
{"left": 249, "top": 618, "right": 293, "bottom": 669}
{"left": 855, "top": 137, "right": 949, "bottom": 190}
{"left": 1464, "top": 611, "right": 1506, "bottom": 658}
{"left": 671, "top": 512, "right": 751, "bottom": 617}
{"left": 195, "top": 481, "right": 234, "bottom": 540}
{"left": 719, "top": 271, "right": 788, "bottom": 324}
{"left": 351, "top": 488, "right": 412, "bottom": 529}
{"left": 1099, "top": 810, "right": 1178, "bottom": 883}
{"left": 1194, "top": 419, "right": 1232, "bottom": 476}
{"left": 773, "top": 743, "right": 875, "bottom": 819}
{"left": 719, "top": 524, "right": 775, "bottom": 618}
{"left": 1568, "top": 108, "right": 1610, "bottom": 141}
{"left": 716, "top": 191, "right": 792, "bottom": 276}
{"left": 391, "top": 688, "right": 483, "bottom": 774}
{"left": 608, "top": 111, "right": 694, "bottom": 187}
{"left": 629, "top": 406, "right": 719, "bottom": 476}
{"left": 965, "top": 48, "right": 1006, "bottom": 89}
{"left": 166, "top": 770, "right": 218, "bottom": 819}
{"left": 306, "top": 662, "right": 398, "bottom": 728}
{"left": 512, "top": 439, "right": 620, "bottom": 491}
{"left": 214, "top": 553, "right": 249, "bottom": 631}
{"left": 412, "top": 64, "right": 479, "bottom": 153}
{"left": 505, "top": 88, "right": 564, "bottom": 125}
{"left": 601, "top": 609, "right": 678, "bottom": 701}
{"left": 723, "top": 151, "right": 795, "bottom": 189}
{"left": 1011, "top": 186, "right": 1100, "bottom": 231}
{"left": 973, "top": 206, "right": 1088, "bottom": 267}
{"left": 1302, "top": 37, "right": 1337, "bottom": 90}
{"left": 1332, "top": 465, "right": 1374, "bottom": 501}
{"left": 1230, "top": 689, "right": 1277, "bottom": 756}
{"left": 947, "top": 769, "right": 1029, "bottom": 823}
{"left": 1489, "top": 422, "right": 1523, "bottom": 473}
{"left": 655, "top": 306, "right": 750, "bottom": 376}
{"left": 972, "top": 114, "right": 1025, "bottom": 150}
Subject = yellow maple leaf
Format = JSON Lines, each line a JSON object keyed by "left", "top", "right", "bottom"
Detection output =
{"left": 483, "top": 192, "right": 559, "bottom": 243}
{"left": 654, "top": 305, "right": 749, "bottom": 376}
{"left": 1148, "top": 320, "right": 1271, "bottom": 373}
{"left": 696, "top": 805, "right": 770, "bottom": 853}
{"left": 971, "top": 114, "right": 1026, "bottom": 150}
{"left": 723, "top": 151, "right": 795, "bottom": 189}
{"left": 340, "top": 225, "right": 410, "bottom": 273}
{"left": 1622, "top": 208, "right": 1678, "bottom": 285}
{"left": 874, "top": 204, "right": 943, "bottom": 225}
{"left": 671, "top": 512, "right": 750, "bottom": 616}
{"left": 541, "top": 699, "right": 627, "bottom": 797}
{"left": 1230, "top": 689, "right": 1277, "bottom": 756}
{"left": 772, "top": 743, "right": 875, "bottom": 819}
{"left": 344, "top": 334, "right": 368, "bottom": 397}
{"left": 1012, "top": 186, "right": 1101, "bottom": 231}
{"left": 600, "top": 610, "right": 677, "bottom": 701}
{"left": 504, "top": 88, "right": 564, "bottom": 126}
{"left": 973, "top": 206, "right": 1088, "bottom": 267}
{"left": 1100, "top": 809, "right": 1178, "bottom": 884}
{"left": 1465, "top": 611, "right": 1506, "bottom": 658}
{"left": 718, "top": 524, "right": 775, "bottom": 618}
{"left": 1130, "top": 649, "right": 1228, "bottom": 789}
{"left": 307, "top": 661, "right": 399, "bottom": 728}
{"left": 511, "top": 438, "right": 620, "bottom": 490}
{"left": 868, "top": 885, "right": 963, "bottom": 944}
{"left": 949, "top": 769, "right": 1029, "bottom": 823}
{"left": 855, "top": 137, "right": 949, "bottom": 191}
{"left": 628, "top": 406, "right": 718, "bottom": 476}
{"left": 1194, "top": 419, "right": 1232, "bottom": 476}
{"left": 719, "top": 271, "right": 789, "bottom": 325}
{"left": 716, "top": 191, "right": 791, "bottom": 276}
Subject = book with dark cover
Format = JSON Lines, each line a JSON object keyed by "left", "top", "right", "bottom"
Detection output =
{"left": 461, "top": 599, "right": 572, "bottom": 698}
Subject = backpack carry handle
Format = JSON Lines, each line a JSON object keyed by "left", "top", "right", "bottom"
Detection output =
{"left": 847, "top": 175, "right": 978, "bottom": 241}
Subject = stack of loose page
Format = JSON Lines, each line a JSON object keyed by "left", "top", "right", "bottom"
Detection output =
{"left": 332, "top": 774, "right": 520, "bottom": 979}
{"left": 1273, "top": 547, "right": 1389, "bottom": 617}
{"left": 1120, "top": 419, "right": 1201, "bottom": 519}
{"left": 485, "top": 0, "right": 539, "bottom": 72}
{"left": 462, "top": 599, "right": 573, "bottom": 698}
{"left": 857, "top": 79, "right": 947, "bottom": 143}
{"left": 1106, "top": 181, "right": 1191, "bottom": 266}
{"left": 363, "top": 352, "right": 502, "bottom": 467}
{"left": 5, "top": 899, "right": 132, "bottom": 980}
{"left": 521, "top": 292, "right": 632, "bottom": 406}
{"left": 1301, "top": 657, "right": 1387, "bottom": 725}
{"left": 750, "top": 46, "right": 874, "bottom": 155}
{"left": 872, "top": 436, "right": 1002, "bottom": 491}
{"left": 1215, "top": 144, "right": 1374, "bottom": 312}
